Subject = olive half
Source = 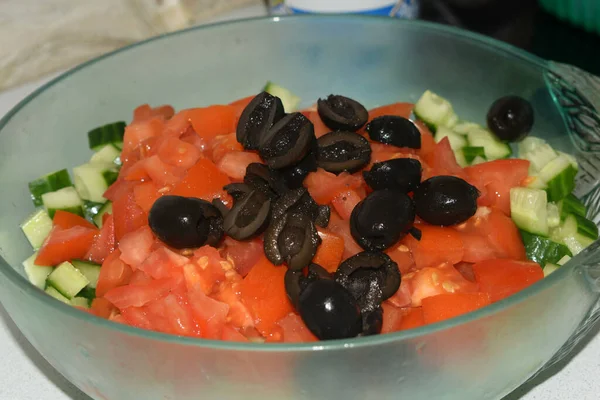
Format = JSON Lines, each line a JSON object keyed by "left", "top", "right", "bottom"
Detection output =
{"left": 284, "top": 263, "right": 331, "bottom": 308}
{"left": 317, "top": 95, "right": 369, "bottom": 132}
{"left": 413, "top": 175, "right": 480, "bottom": 226}
{"left": 272, "top": 187, "right": 330, "bottom": 228}
{"left": 363, "top": 158, "right": 422, "bottom": 193}
{"left": 259, "top": 112, "right": 316, "bottom": 169}
{"left": 487, "top": 95, "right": 534, "bottom": 142}
{"left": 243, "top": 163, "right": 288, "bottom": 199}
{"left": 236, "top": 92, "right": 285, "bottom": 150}
{"left": 279, "top": 139, "right": 318, "bottom": 189}
{"left": 350, "top": 190, "right": 415, "bottom": 251}
{"left": 223, "top": 190, "right": 271, "bottom": 240}
{"left": 316, "top": 131, "right": 372, "bottom": 174}
{"left": 149, "top": 195, "right": 224, "bottom": 249}
{"left": 365, "top": 115, "right": 421, "bottom": 149}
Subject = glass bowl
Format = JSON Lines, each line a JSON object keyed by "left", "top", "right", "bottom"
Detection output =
{"left": 1, "top": 15, "right": 600, "bottom": 400}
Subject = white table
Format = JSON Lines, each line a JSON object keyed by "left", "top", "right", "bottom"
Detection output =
{"left": 1, "top": 5, "right": 600, "bottom": 400}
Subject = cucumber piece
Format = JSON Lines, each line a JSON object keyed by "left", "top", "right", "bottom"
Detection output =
{"left": 20, "top": 208, "right": 53, "bottom": 249}
{"left": 93, "top": 201, "right": 113, "bottom": 228}
{"left": 22, "top": 253, "right": 53, "bottom": 289}
{"left": 543, "top": 263, "right": 560, "bottom": 277}
{"left": 521, "top": 143, "right": 558, "bottom": 173}
{"left": 466, "top": 127, "right": 512, "bottom": 160}
{"left": 573, "top": 214, "right": 599, "bottom": 241}
{"left": 46, "top": 261, "right": 90, "bottom": 299}
{"left": 77, "top": 286, "right": 96, "bottom": 301}
{"left": 90, "top": 144, "right": 122, "bottom": 166}
{"left": 525, "top": 175, "right": 547, "bottom": 190}
{"left": 413, "top": 90, "right": 458, "bottom": 130}
{"left": 559, "top": 151, "right": 578, "bottom": 170}
{"left": 41, "top": 186, "right": 84, "bottom": 218}
{"left": 518, "top": 136, "right": 547, "bottom": 155}
{"left": 73, "top": 162, "right": 118, "bottom": 203}
{"left": 559, "top": 194, "right": 587, "bottom": 219}
{"left": 550, "top": 214, "right": 597, "bottom": 255}
{"left": 83, "top": 201, "right": 104, "bottom": 221}
{"left": 470, "top": 156, "right": 487, "bottom": 165}
{"left": 462, "top": 146, "right": 486, "bottom": 164}
{"left": 452, "top": 122, "right": 482, "bottom": 135}
{"left": 434, "top": 126, "right": 467, "bottom": 149}
{"left": 510, "top": 187, "right": 548, "bottom": 236}
{"left": 45, "top": 286, "right": 70, "bottom": 304}
{"left": 70, "top": 297, "right": 91, "bottom": 308}
{"left": 519, "top": 230, "right": 572, "bottom": 267}
{"left": 71, "top": 260, "right": 101, "bottom": 288}
{"left": 546, "top": 203, "right": 561, "bottom": 229}
{"left": 557, "top": 255, "right": 571, "bottom": 266}
{"left": 263, "top": 82, "right": 301, "bottom": 112}
{"left": 88, "top": 121, "right": 126, "bottom": 151}
{"left": 28, "top": 169, "right": 73, "bottom": 207}
{"left": 538, "top": 154, "right": 577, "bottom": 202}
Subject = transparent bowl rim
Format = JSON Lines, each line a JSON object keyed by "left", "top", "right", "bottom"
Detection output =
{"left": 0, "top": 14, "right": 569, "bottom": 352}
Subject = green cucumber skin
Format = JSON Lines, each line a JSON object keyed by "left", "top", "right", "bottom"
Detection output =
{"left": 573, "top": 214, "right": 599, "bottom": 240}
{"left": 462, "top": 146, "right": 486, "bottom": 163}
{"left": 520, "top": 230, "right": 572, "bottom": 267}
{"left": 88, "top": 122, "right": 126, "bottom": 151}
{"left": 545, "top": 165, "right": 577, "bottom": 202}
{"left": 560, "top": 194, "right": 587, "bottom": 219}
{"left": 28, "top": 169, "right": 73, "bottom": 206}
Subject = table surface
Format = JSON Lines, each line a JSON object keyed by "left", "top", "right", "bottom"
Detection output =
{"left": 1, "top": 4, "right": 600, "bottom": 400}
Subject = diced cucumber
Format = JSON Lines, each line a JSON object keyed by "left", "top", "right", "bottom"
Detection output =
{"left": 559, "top": 151, "right": 578, "bottom": 170}
{"left": 521, "top": 143, "right": 558, "bottom": 173}
{"left": 20, "top": 208, "right": 53, "bottom": 249}
{"left": 572, "top": 214, "right": 599, "bottom": 241}
{"left": 543, "top": 263, "right": 560, "bottom": 277}
{"left": 470, "top": 156, "right": 487, "bottom": 165}
{"left": 263, "top": 82, "right": 301, "bottom": 112}
{"left": 90, "top": 144, "right": 122, "bottom": 166}
{"left": 414, "top": 90, "right": 458, "bottom": 130}
{"left": 452, "top": 122, "right": 482, "bottom": 135}
{"left": 73, "top": 162, "right": 118, "bottom": 203}
{"left": 557, "top": 255, "right": 571, "bottom": 266}
{"left": 518, "top": 136, "right": 547, "bottom": 155}
{"left": 462, "top": 146, "right": 486, "bottom": 164}
{"left": 28, "top": 169, "right": 72, "bottom": 207}
{"left": 538, "top": 154, "right": 577, "bottom": 202}
{"left": 550, "top": 214, "right": 597, "bottom": 255}
{"left": 88, "top": 121, "right": 126, "bottom": 151}
{"left": 434, "top": 126, "right": 467, "bottom": 149}
{"left": 41, "top": 186, "right": 84, "bottom": 218}
{"left": 77, "top": 286, "right": 96, "bottom": 301}
{"left": 519, "top": 230, "right": 572, "bottom": 267}
{"left": 93, "top": 201, "right": 113, "bottom": 228}
{"left": 466, "top": 127, "right": 512, "bottom": 160}
{"left": 510, "top": 187, "right": 548, "bottom": 236}
{"left": 546, "top": 203, "right": 561, "bottom": 229}
{"left": 22, "top": 253, "right": 53, "bottom": 289}
{"left": 83, "top": 201, "right": 104, "bottom": 221}
{"left": 559, "top": 194, "right": 587, "bottom": 219}
{"left": 71, "top": 260, "right": 101, "bottom": 288}
{"left": 45, "top": 286, "right": 70, "bottom": 304}
{"left": 525, "top": 175, "right": 547, "bottom": 190}
{"left": 70, "top": 297, "right": 91, "bottom": 308}
{"left": 46, "top": 261, "right": 90, "bottom": 299}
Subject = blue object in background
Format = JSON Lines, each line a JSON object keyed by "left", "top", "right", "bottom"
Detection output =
{"left": 270, "top": 0, "right": 420, "bottom": 19}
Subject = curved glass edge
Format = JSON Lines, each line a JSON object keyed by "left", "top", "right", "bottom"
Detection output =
{"left": 0, "top": 14, "right": 593, "bottom": 353}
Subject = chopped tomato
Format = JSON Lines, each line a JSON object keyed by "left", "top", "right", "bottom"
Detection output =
{"left": 90, "top": 297, "right": 117, "bottom": 319}
{"left": 313, "top": 228, "right": 345, "bottom": 273}
{"left": 163, "top": 110, "right": 192, "bottom": 137}
{"left": 85, "top": 214, "right": 115, "bottom": 264}
{"left": 416, "top": 124, "right": 436, "bottom": 160}
{"left": 472, "top": 259, "right": 543, "bottom": 302}
{"left": 35, "top": 226, "right": 97, "bottom": 266}
{"left": 422, "top": 292, "right": 491, "bottom": 324}
{"left": 132, "top": 104, "right": 175, "bottom": 123}
{"left": 120, "top": 306, "right": 153, "bottom": 330}
{"left": 112, "top": 187, "right": 148, "bottom": 242}
{"left": 239, "top": 255, "right": 293, "bottom": 336}
{"left": 210, "top": 133, "right": 244, "bottom": 163}
{"left": 386, "top": 243, "right": 415, "bottom": 274}
{"left": 216, "top": 151, "right": 262, "bottom": 181}
{"left": 122, "top": 117, "right": 163, "bottom": 153}
{"left": 118, "top": 225, "right": 154, "bottom": 267}
{"left": 455, "top": 262, "right": 476, "bottom": 283}
{"left": 425, "top": 137, "right": 467, "bottom": 179}
{"left": 331, "top": 189, "right": 362, "bottom": 220}
{"left": 405, "top": 225, "right": 464, "bottom": 269}
{"left": 398, "top": 307, "right": 425, "bottom": 330}
{"left": 185, "top": 105, "right": 237, "bottom": 142}
{"left": 305, "top": 169, "right": 364, "bottom": 204}
{"left": 52, "top": 210, "right": 96, "bottom": 230}
{"left": 142, "top": 155, "right": 185, "bottom": 187}
{"left": 327, "top": 211, "right": 362, "bottom": 259}
{"left": 381, "top": 302, "right": 405, "bottom": 334}
{"left": 144, "top": 292, "right": 198, "bottom": 337}
{"left": 96, "top": 250, "right": 133, "bottom": 297}
{"left": 214, "top": 281, "right": 254, "bottom": 329}
{"left": 104, "top": 275, "right": 183, "bottom": 309}
{"left": 133, "top": 181, "right": 163, "bottom": 214}
{"left": 188, "top": 288, "right": 230, "bottom": 339}
{"left": 386, "top": 278, "right": 412, "bottom": 308}
{"left": 221, "top": 237, "right": 263, "bottom": 277}
{"left": 369, "top": 143, "right": 416, "bottom": 165}
{"left": 368, "top": 102, "right": 413, "bottom": 120}
{"left": 404, "top": 262, "right": 479, "bottom": 306}
{"left": 129, "top": 269, "right": 153, "bottom": 285}
{"left": 171, "top": 158, "right": 231, "bottom": 204}
{"left": 304, "top": 111, "right": 330, "bottom": 138}
{"left": 157, "top": 136, "right": 202, "bottom": 169}
{"left": 138, "top": 246, "right": 189, "bottom": 279}
{"left": 277, "top": 313, "right": 317, "bottom": 343}
{"left": 103, "top": 178, "right": 137, "bottom": 202}
{"left": 183, "top": 246, "right": 228, "bottom": 294}
{"left": 180, "top": 129, "right": 207, "bottom": 152}
{"left": 221, "top": 324, "right": 250, "bottom": 342}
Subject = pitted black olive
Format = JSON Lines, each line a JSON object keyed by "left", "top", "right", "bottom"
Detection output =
{"left": 413, "top": 175, "right": 480, "bottom": 226}
{"left": 271, "top": 187, "right": 329, "bottom": 227}
{"left": 487, "top": 95, "right": 534, "bottom": 142}
{"left": 363, "top": 158, "right": 422, "bottom": 193}
{"left": 365, "top": 116, "right": 421, "bottom": 149}
{"left": 317, "top": 95, "right": 369, "bottom": 132}
{"left": 149, "top": 195, "right": 224, "bottom": 249}
{"left": 259, "top": 112, "right": 316, "bottom": 169}
{"left": 236, "top": 92, "right": 285, "bottom": 150}
{"left": 298, "top": 279, "right": 363, "bottom": 340}
{"left": 243, "top": 163, "right": 288, "bottom": 199}
{"left": 223, "top": 190, "right": 271, "bottom": 240}
{"left": 409, "top": 226, "right": 422, "bottom": 241}
{"left": 285, "top": 263, "right": 331, "bottom": 308}
{"left": 334, "top": 251, "right": 401, "bottom": 302}
{"left": 279, "top": 139, "right": 318, "bottom": 189}
{"left": 316, "top": 131, "right": 372, "bottom": 174}
{"left": 264, "top": 212, "right": 321, "bottom": 270}
{"left": 350, "top": 190, "right": 415, "bottom": 251}
{"left": 315, "top": 204, "right": 331, "bottom": 228}
{"left": 223, "top": 183, "right": 253, "bottom": 201}
{"left": 211, "top": 198, "right": 230, "bottom": 217}
{"left": 361, "top": 306, "right": 383, "bottom": 336}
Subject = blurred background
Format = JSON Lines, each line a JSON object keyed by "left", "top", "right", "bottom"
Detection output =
{"left": 1, "top": 0, "right": 599, "bottom": 92}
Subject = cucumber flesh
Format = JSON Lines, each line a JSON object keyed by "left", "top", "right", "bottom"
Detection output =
{"left": 550, "top": 214, "right": 597, "bottom": 255}
{"left": 434, "top": 126, "right": 467, "bottom": 149}
{"left": 90, "top": 144, "right": 122, "bottom": 166}
{"left": 466, "top": 127, "right": 512, "bottom": 160}
{"left": 23, "top": 253, "right": 53, "bottom": 289}
{"left": 414, "top": 90, "right": 457, "bottom": 130}
{"left": 77, "top": 286, "right": 96, "bottom": 301}
{"left": 546, "top": 203, "right": 561, "bottom": 229}
{"left": 20, "top": 208, "right": 53, "bottom": 249}
{"left": 263, "top": 82, "right": 301, "bottom": 112}
{"left": 520, "top": 230, "right": 572, "bottom": 267}
{"left": 88, "top": 121, "right": 126, "bottom": 151}
{"left": 510, "top": 187, "right": 548, "bottom": 236}
{"left": 70, "top": 297, "right": 91, "bottom": 308}
{"left": 45, "top": 286, "right": 70, "bottom": 304}
{"left": 557, "top": 255, "right": 571, "bottom": 266}
{"left": 73, "top": 162, "right": 117, "bottom": 203}
{"left": 543, "top": 263, "right": 560, "bottom": 277}
{"left": 46, "top": 261, "right": 90, "bottom": 299}
{"left": 538, "top": 154, "right": 577, "bottom": 202}
{"left": 28, "top": 169, "right": 72, "bottom": 207}
{"left": 93, "top": 201, "right": 113, "bottom": 228}
{"left": 71, "top": 260, "right": 101, "bottom": 289}
{"left": 452, "top": 122, "right": 482, "bottom": 135}
{"left": 470, "top": 156, "right": 487, "bottom": 165}
{"left": 521, "top": 143, "right": 558, "bottom": 173}
{"left": 462, "top": 146, "right": 486, "bottom": 164}
{"left": 42, "top": 186, "right": 84, "bottom": 218}
{"left": 518, "top": 137, "right": 547, "bottom": 155}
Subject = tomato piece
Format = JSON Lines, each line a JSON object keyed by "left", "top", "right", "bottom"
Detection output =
{"left": 327, "top": 211, "right": 362, "bottom": 259}
{"left": 35, "top": 226, "right": 97, "bottom": 266}
{"left": 385, "top": 243, "right": 415, "bottom": 274}
{"left": 416, "top": 123, "right": 436, "bottom": 160}
{"left": 381, "top": 302, "right": 404, "bottom": 334}
{"left": 118, "top": 225, "right": 154, "bottom": 267}
{"left": 123, "top": 160, "right": 150, "bottom": 182}
{"left": 368, "top": 143, "right": 416, "bottom": 165}
{"left": 459, "top": 232, "right": 497, "bottom": 263}
{"left": 214, "top": 281, "right": 255, "bottom": 329}
{"left": 133, "top": 181, "right": 163, "bottom": 214}
{"left": 455, "top": 262, "right": 476, "bottom": 282}
{"left": 404, "top": 262, "right": 479, "bottom": 306}
{"left": 406, "top": 225, "right": 464, "bottom": 269}
{"left": 89, "top": 297, "right": 116, "bottom": 319}
{"left": 386, "top": 278, "right": 412, "bottom": 308}
{"left": 103, "top": 179, "right": 137, "bottom": 202}
{"left": 399, "top": 307, "right": 425, "bottom": 330}
{"left": 129, "top": 269, "right": 153, "bottom": 285}
{"left": 313, "top": 228, "right": 345, "bottom": 273}
{"left": 163, "top": 110, "right": 192, "bottom": 137}
{"left": 147, "top": 293, "right": 199, "bottom": 337}
{"left": 368, "top": 102, "right": 413, "bottom": 120}
{"left": 96, "top": 250, "right": 133, "bottom": 297}
{"left": 85, "top": 214, "right": 115, "bottom": 264}
{"left": 142, "top": 155, "right": 185, "bottom": 187}
{"left": 180, "top": 129, "right": 208, "bottom": 152}
{"left": 171, "top": 158, "right": 231, "bottom": 204}
{"left": 472, "top": 259, "right": 543, "bottom": 302}
{"left": 104, "top": 276, "right": 182, "bottom": 309}
{"left": 424, "top": 137, "right": 467, "bottom": 179}
{"left": 132, "top": 104, "right": 175, "bottom": 123}
{"left": 182, "top": 246, "right": 228, "bottom": 294}
{"left": 422, "top": 292, "right": 491, "bottom": 324}
{"left": 120, "top": 306, "right": 153, "bottom": 330}
{"left": 239, "top": 255, "right": 293, "bottom": 336}
{"left": 221, "top": 324, "right": 250, "bottom": 342}
{"left": 122, "top": 118, "right": 163, "bottom": 154}
{"left": 305, "top": 169, "right": 364, "bottom": 204}
{"left": 304, "top": 111, "right": 330, "bottom": 138}
{"left": 188, "top": 288, "right": 230, "bottom": 339}
{"left": 210, "top": 133, "right": 244, "bottom": 163}
{"left": 221, "top": 237, "right": 264, "bottom": 277}
{"left": 216, "top": 151, "right": 262, "bottom": 181}
{"left": 157, "top": 136, "right": 202, "bottom": 169}
{"left": 112, "top": 187, "right": 148, "bottom": 242}
{"left": 138, "top": 246, "right": 189, "bottom": 279}
{"left": 277, "top": 312, "right": 318, "bottom": 343}
{"left": 331, "top": 189, "right": 362, "bottom": 220}
{"left": 185, "top": 105, "right": 237, "bottom": 142}
{"left": 52, "top": 210, "right": 96, "bottom": 230}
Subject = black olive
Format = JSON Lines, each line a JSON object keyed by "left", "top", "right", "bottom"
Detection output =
{"left": 279, "top": 139, "right": 318, "bottom": 189}
{"left": 298, "top": 279, "right": 363, "bottom": 340}
{"left": 350, "top": 190, "right": 415, "bottom": 251}
{"left": 243, "top": 163, "right": 288, "bottom": 199}
{"left": 316, "top": 131, "right": 372, "bottom": 174}
{"left": 284, "top": 263, "right": 331, "bottom": 308}
{"left": 317, "top": 95, "right": 369, "bottom": 132}
{"left": 211, "top": 198, "right": 230, "bottom": 217}
{"left": 365, "top": 116, "right": 421, "bottom": 149}
{"left": 236, "top": 92, "right": 285, "bottom": 150}
{"left": 487, "top": 95, "right": 534, "bottom": 142}
{"left": 271, "top": 187, "right": 329, "bottom": 227}
{"left": 361, "top": 306, "right": 383, "bottom": 336}
{"left": 409, "top": 226, "right": 422, "bottom": 241}
{"left": 149, "top": 195, "right": 224, "bottom": 249}
{"left": 264, "top": 212, "right": 321, "bottom": 270}
{"left": 259, "top": 112, "right": 316, "bottom": 169}
{"left": 413, "top": 175, "right": 480, "bottom": 226}
{"left": 223, "top": 183, "right": 253, "bottom": 201}
{"left": 315, "top": 205, "right": 331, "bottom": 228}
{"left": 363, "top": 158, "right": 422, "bottom": 193}
{"left": 223, "top": 190, "right": 271, "bottom": 240}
